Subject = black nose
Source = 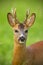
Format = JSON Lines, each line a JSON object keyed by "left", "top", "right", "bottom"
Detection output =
{"left": 20, "top": 36, "right": 25, "bottom": 42}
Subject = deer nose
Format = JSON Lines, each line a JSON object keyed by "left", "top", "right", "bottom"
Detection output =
{"left": 20, "top": 36, "right": 25, "bottom": 42}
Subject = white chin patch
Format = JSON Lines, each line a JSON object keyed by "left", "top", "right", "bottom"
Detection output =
{"left": 19, "top": 41, "right": 25, "bottom": 44}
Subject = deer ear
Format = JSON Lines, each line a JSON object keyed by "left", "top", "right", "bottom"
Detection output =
{"left": 25, "top": 13, "right": 36, "bottom": 27}
{"left": 7, "top": 13, "right": 15, "bottom": 27}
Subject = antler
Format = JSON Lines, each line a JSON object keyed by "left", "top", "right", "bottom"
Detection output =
{"left": 11, "top": 8, "right": 19, "bottom": 23}
{"left": 24, "top": 9, "right": 30, "bottom": 24}
{"left": 26, "top": 9, "right": 30, "bottom": 20}
{"left": 24, "top": 9, "right": 36, "bottom": 27}
{"left": 11, "top": 8, "right": 16, "bottom": 18}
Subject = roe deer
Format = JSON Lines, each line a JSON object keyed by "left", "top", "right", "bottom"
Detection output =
{"left": 7, "top": 9, "right": 43, "bottom": 65}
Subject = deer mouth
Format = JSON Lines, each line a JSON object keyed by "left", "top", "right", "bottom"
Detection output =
{"left": 18, "top": 36, "right": 25, "bottom": 43}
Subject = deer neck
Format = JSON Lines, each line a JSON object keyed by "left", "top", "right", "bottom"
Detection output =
{"left": 13, "top": 39, "right": 26, "bottom": 65}
{"left": 14, "top": 40, "right": 26, "bottom": 55}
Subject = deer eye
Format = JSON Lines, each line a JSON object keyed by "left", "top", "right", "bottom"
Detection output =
{"left": 15, "top": 30, "right": 19, "bottom": 33}
{"left": 25, "top": 30, "right": 28, "bottom": 33}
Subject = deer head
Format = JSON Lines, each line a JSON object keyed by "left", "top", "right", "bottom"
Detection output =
{"left": 7, "top": 9, "right": 36, "bottom": 44}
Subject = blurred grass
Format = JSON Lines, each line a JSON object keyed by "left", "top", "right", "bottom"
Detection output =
{"left": 0, "top": 0, "right": 43, "bottom": 65}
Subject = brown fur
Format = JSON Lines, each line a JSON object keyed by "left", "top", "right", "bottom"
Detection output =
{"left": 12, "top": 41, "right": 43, "bottom": 65}
{"left": 18, "top": 23, "right": 24, "bottom": 29}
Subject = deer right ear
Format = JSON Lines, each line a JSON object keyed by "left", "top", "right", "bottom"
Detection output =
{"left": 24, "top": 13, "right": 36, "bottom": 27}
{"left": 7, "top": 13, "right": 15, "bottom": 27}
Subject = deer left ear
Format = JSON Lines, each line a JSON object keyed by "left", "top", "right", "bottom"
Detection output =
{"left": 25, "top": 13, "right": 36, "bottom": 27}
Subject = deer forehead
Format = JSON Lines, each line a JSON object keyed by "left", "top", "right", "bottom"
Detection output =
{"left": 13, "top": 23, "right": 27, "bottom": 30}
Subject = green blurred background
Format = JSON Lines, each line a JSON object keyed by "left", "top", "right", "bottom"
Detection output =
{"left": 0, "top": 0, "right": 43, "bottom": 65}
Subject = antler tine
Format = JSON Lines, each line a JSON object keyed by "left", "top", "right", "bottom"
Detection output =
{"left": 11, "top": 8, "right": 19, "bottom": 23}
{"left": 11, "top": 8, "right": 16, "bottom": 18}
{"left": 13, "top": 8, "right": 16, "bottom": 18}
{"left": 24, "top": 9, "right": 30, "bottom": 24}
{"left": 26, "top": 9, "right": 30, "bottom": 20}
